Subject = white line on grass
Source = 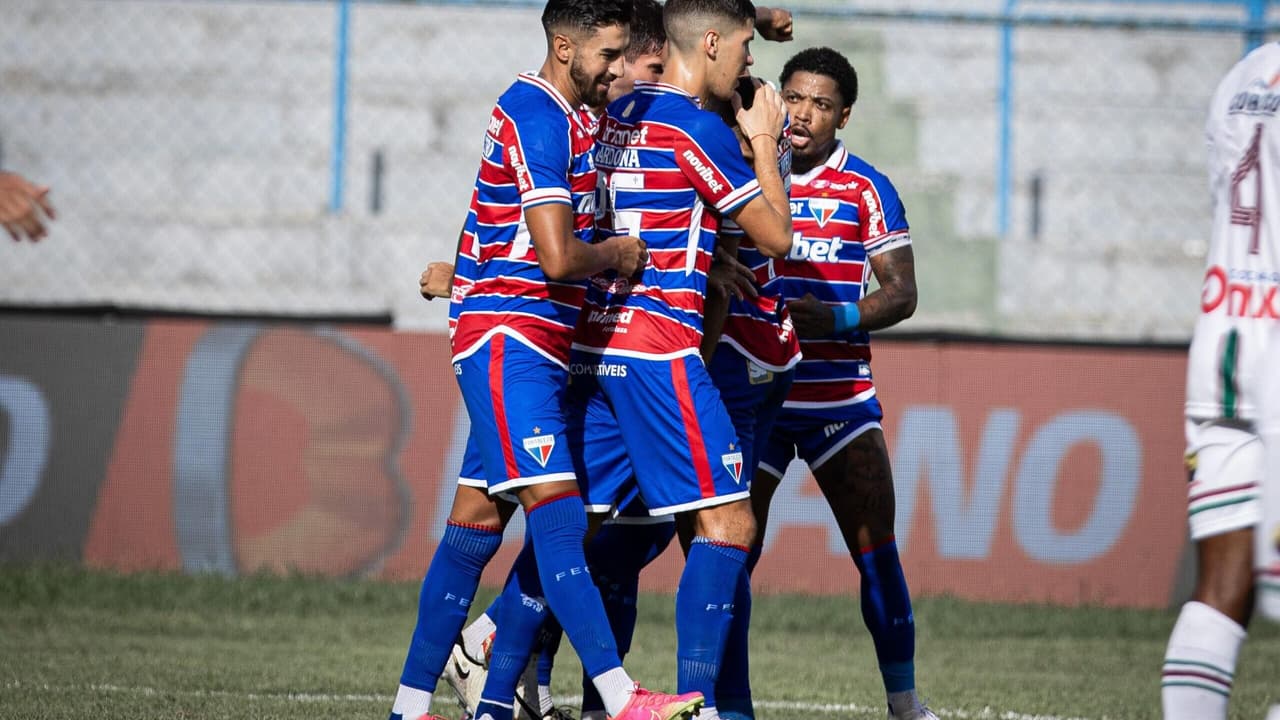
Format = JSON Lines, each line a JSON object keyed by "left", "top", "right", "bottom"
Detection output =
{"left": 3, "top": 681, "right": 1105, "bottom": 720}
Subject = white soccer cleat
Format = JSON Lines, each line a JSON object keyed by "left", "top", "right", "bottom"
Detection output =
{"left": 442, "top": 636, "right": 489, "bottom": 715}
{"left": 887, "top": 692, "right": 938, "bottom": 720}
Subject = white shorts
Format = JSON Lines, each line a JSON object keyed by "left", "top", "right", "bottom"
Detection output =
{"left": 1184, "top": 417, "right": 1263, "bottom": 540}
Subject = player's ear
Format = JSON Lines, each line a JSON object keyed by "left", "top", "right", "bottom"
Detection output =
{"left": 552, "top": 32, "right": 574, "bottom": 64}
{"left": 704, "top": 29, "right": 719, "bottom": 61}
{"left": 838, "top": 106, "right": 852, "bottom": 130}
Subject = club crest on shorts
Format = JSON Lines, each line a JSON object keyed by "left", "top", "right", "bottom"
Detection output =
{"left": 523, "top": 433, "right": 555, "bottom": 468}
{"left": 722, "top": 450, "right": 744, "bottom": 484}
{"left": 747, "top": 360, "right": 773, "bottom": 386}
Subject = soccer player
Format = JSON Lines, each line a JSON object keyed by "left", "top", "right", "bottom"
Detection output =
{"left": 1162, "top": 41, "right": 1280, "bottom": 720}
{"left": 747, "top": 47, "right": 936, "bottom": 720}
{"left": 0, "top": 171, "right": 55, "bottom": 241}
{"left": 390, "top": 4, "right": 704, "bottom": 720}
{"left": 571, "top": 2, "right": 793, "bottom": 719}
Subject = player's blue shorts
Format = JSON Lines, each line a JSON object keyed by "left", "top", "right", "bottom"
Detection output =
{"left": 454, "top": 332, "right": 577, "bottom": 495}
{"left": 758, "top": 395, "right": 884, "bottom": 478}
{"left": 566, "top": 350, "right": 747, "bottom": 516}
{"left": 707, "top": 342, "right": 795, "bottom": 481}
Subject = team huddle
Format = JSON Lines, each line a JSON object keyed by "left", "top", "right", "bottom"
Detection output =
{"left": 391, "top": 2, "right": 930, "bottom": 720}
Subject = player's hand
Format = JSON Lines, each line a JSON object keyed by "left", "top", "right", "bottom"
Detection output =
{"left": 419, "top": 261, "right": 455, "bottom": 300}
{"left": 708, "top": 245, "right": 758, "bottom": 301}
{"left": 607, "top": 234, "right": 648, "bottom": 277}
{"left": 785, "top": 293, "right": 836, "bottom": 338}
{"left": 756, "top": 6, "right": 794, "bottom": 42}
{"left": 0, "top": 171, "right": 56, "bottom": 242}
{"left": 733, "top": 81, "right": 786, "bottom": 155}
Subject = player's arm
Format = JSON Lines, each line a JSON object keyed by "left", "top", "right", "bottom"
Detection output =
{"left": 726, "top": 83, "right": 792, "bottom": 258}
{"left": 419, "top": 226, "right": 467, "bottom": 300}
{"left": 700, "top": 235, "right": 757, "bottom": 362}
{"left": 526, "top": 203, "right": 646, "bottom": 280}
{"left": 0, "top": 171, "right": 56, "bottom": 242}
{"left": 787, "top": 246, "right": 917, "bottom": 337}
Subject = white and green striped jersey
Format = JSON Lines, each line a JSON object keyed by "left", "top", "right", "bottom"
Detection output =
{"left": 1186, "top": 42, "right": 1280, "bottom": 422}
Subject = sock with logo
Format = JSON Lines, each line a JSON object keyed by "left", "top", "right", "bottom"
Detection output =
{"left": 1161, "top": 600, "right": 1244, "bottom": 720}
{"left": 714, "top": 544, "right": 762, "bottom": 720}
{"left": 851, "top": 538, "right": 916, "bottom": 694}
{"left": 394, "top": 521, "right": 503, "bottom": 717}
{"left": 676, "top": 537, "right": 749, "bottom": 710}
{"left": 526, "top": 494, "right": 623, "bottom": 680}
{"left": 480, "top": 533, "right": 550, "bottom": 720}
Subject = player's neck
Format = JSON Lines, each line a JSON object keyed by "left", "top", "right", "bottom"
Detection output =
{"left": 792, "top": 142, "right": 838, "bottom": 175}
{"left": 661, "top": 55, "right": 709, "bottom": 105}
{"left": 537, "top": 59, "right": 583, "bottom": 108}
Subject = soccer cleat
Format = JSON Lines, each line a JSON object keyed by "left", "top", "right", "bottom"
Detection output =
{"left": 542, "top": 707, "right": 577, "bottom": 720}
{"left": 442, "top": 634, "right": 490, "bottom": 714}
{"left": 609, "top": 685, "right": 704, "bottom": 720}
{"left": 886, "top": 697, "right": 939, "bottom": 720}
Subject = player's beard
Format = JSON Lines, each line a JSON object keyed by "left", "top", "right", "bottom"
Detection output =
{"left": 571, "top": 56, "right": 610, "bottom": 109}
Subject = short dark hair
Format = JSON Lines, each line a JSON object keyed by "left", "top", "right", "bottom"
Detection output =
{"left": 541, "top": 0, "right": 632, "bottom": 37}
{"left": 663, "top": 0, "right": 757, "bottom": 51}
{"left": 626, "top": 0, "right": 666, "bottom": 61}
{"left": 779, "top": 46, "right": 859, "bottom": 109}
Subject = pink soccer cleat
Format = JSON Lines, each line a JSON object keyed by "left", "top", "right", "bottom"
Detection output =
{"left": 608, "top": 685, "right": 704, "bottom": 720}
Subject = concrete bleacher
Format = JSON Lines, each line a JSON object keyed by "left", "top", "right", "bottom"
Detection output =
{"left": 0, "top": 0, "right": 1257, "bottom": 340}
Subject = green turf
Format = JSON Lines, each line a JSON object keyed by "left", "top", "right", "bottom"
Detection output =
{"left": 1, "top": 563, "right": 1276, "bottom": 719}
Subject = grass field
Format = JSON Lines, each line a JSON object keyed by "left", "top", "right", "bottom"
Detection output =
{"left": 1, "top": 563, "right": 1277, "bottom": 720}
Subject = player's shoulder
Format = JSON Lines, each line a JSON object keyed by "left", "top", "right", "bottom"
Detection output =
{"left": 833, "top": 145, "right": 900, "bottom": 194}
{"left": 497, "top": 74, "right": 573, "bottom": 129}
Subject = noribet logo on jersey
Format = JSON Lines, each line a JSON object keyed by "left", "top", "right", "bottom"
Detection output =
{"left": 788, "top": 234, "right": 844, "bottom": 262}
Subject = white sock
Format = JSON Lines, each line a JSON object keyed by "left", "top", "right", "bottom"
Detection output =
{"left": 591, "top": 667, "right": 636, "bottom": 717}
{"left": 582, "top": 712, "right": 607, "bottom": 720}
{"left": 1161, "top": 601, "right": 1244, "bottom": 720}
{"left": 694, "top": 707, "right": 720, "bottom": 720}
{"left": 391, "top": 685, "right": 433, "bottom": 719}
{"left": 538, "top": 683, "right": 554, "bottom": 715}
{"left": 1267, "top": 704, "right": 1280, "bottom": 720}
{"left": 462, "top": 612, "right": 497, "bottom": 661}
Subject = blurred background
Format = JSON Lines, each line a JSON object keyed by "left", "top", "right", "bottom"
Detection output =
{"left": 1, "top": 0, "right": 1278, "bottom": 606}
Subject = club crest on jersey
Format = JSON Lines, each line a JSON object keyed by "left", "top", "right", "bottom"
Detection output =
{"left": 722, "top": 450, "right": 745, "bottom": 484}
{"left": 808, "top": 198, "right": 840, "bottom": 228}
{"left": 523, "top": 433, "right": 556, "bottom": 468}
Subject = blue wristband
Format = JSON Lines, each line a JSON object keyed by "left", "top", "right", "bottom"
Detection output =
{"left": 832, "top": 303, "right": 861, "bottom": 333}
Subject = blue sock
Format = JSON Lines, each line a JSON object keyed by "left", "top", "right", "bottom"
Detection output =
{"left": 399, "top": 521, "right": 503, "bottom": 692}
{"left": 579, "top": 521, "right": 674, "bottom": 713}
{"left": 852, "top": 538, "right": 916, "bottom": 694}
{"left": 676, "top": 536, "right": 749, "bottom": 708}
{"left": 537, "top": 614, "right": 562, "bottom": 687}
{"left": 526, "top": 493, "right": 621, "bottom": 678}
{"left": 715, "top": 544, "right": 761, "bottom": 720}
{"left": 480, "top": 534, "right": 550, "bottom": 720}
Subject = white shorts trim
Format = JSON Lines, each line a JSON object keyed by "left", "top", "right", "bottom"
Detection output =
{"left": 1184, "top": 417, "right": 1262, "bottom": 540}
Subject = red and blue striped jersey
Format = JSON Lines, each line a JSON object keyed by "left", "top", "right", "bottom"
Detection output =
{"left": 575, "top": 81, "right": 763, "bottom": 359}
{"left": 778, "top": 141, "right": 911, "bottom": 408}
{"left": 720, "top": 119, "right": 802, "bottom": 372}
{"left": 451, "top": 73, "right": 598, "bottom": 366}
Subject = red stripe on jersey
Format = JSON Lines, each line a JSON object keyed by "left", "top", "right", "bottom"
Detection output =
{"left": 775, "top": 258, "right": 866, "bottom": 285}
{"left": 453, "top": 316, "right": 575, "bottom": 364}
{"left": 674, "top": 141, "right": 737, "bottom": 209}
{"left": 671, "top": 359, "right": 716, "bottom": 499}
{"left": 488, "top": 334, "right": 520, "bottom": 480}
{"left": 470, "top": 276, "right": 587, "bottom": 306}
{"left": 787, "top": 378, "right": 875, "bottom": 404}
{"left": 575, "top": 303, "right": 703, "bottom": 356}
{"left": 648, "top": 247, "right": 714, "bottom": 272}
{"left": 722, "top": 314, "right": 800, "bottom": 368}
{"left": 796, "top": 340, "right": 872, "bottom": 362}
{"left": 474, "top": 202, "right": 522, "bottom": 226}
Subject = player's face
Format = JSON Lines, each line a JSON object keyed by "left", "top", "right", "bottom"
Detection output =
{"left": 607, "top": 48, "right": 665, "bottom": 103}
{"left": 782, "top": 71, "right": 851, "bottom": 167}
{"left": 710, "top": 21, "right": 756, "bottom": 102}
{"left": 570, "top": 23, "right": 630, "bottom": 109}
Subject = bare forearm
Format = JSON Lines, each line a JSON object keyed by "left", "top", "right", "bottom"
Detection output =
{"left": 856, "top": 248, "right": 917, "bottom": 331}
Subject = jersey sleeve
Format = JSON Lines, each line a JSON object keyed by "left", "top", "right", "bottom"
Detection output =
{"left": 859, "top": 170, "right": 912, "bottom": 256}
{"left": 674, "top": 113, "right": 761, "bottom": 215}
{"left": 502, "top": 104, "right": 573, "bottom": 209}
